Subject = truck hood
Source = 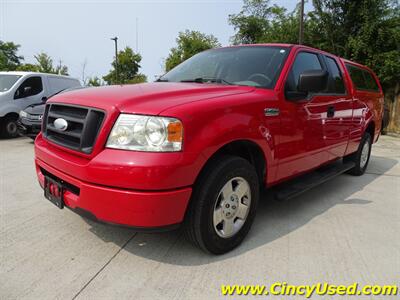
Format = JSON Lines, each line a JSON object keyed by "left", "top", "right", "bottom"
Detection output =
{"left": 48, "top": 82, "right": 255, "bottom": 115}
{"left": 24, "top": 102, "right": 46, "bottom": 115}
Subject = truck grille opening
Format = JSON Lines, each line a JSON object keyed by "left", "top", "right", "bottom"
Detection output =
{"left": 42, "top": 104, "right": 105, "bottom": 154}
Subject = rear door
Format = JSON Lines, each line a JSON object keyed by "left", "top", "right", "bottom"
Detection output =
{"left": 320, "top": 55, "right": 354, "bottom": 160}
{"left": 344, "top": 63, "right": 384, "bottom": 154}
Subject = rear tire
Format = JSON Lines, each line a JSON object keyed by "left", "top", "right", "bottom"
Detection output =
{"left": 0, "top": 115, "right": 19, "bottom": 138}
{"left": 184, "top": 155, "right": 259, "bottom": 254}
{"left": 344, "top": 132, "right": 372, "bottom": 176}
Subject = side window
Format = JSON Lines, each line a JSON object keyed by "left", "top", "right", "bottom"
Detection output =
{"left": 14, "top": 76, "right": 43, "bottom": 99}
{"left": 346, "top": 64, "right": 366, "bottom": 90}
{"left": 346, "top": 64, "right": 380, "bottom": 92}
{"left": 362, "top": 70, "right": 379, "bottom": 92}
{"left": 325, "top": 56, "right": 346, "bottom": 94}
{"left": 286, "top": 52, "right": 323, "bottom": 91}
{"left": 48, "top": 77, "right": 78, "bottom": 95}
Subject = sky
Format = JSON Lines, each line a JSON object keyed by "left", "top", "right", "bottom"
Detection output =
{"left": 0, "top": 0, "right": 313, "bottom": 82}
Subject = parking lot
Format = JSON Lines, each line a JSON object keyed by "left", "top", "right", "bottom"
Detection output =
{"left": 1, "top": 135, "right": 399, "bottom": 299}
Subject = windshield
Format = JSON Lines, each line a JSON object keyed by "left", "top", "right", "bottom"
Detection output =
{"left": 160, "top": 46, "right": 289, "bottom": 88}
{"left": 0, "top": 75, "right": 21, "bottom": 92}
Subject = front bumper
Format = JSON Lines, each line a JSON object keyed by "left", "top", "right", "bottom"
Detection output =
{"left": 34, "top": 133, "right": 205, "bottom": 191}
{"left": 35, "top": 158, "right": 192, "bottom": 228}
{"left": 17, "top": 118, "right": 41, "bottom": 138}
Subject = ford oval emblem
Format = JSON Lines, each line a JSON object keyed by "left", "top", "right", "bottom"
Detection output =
{"left": 54, "top": 118, "right": 68, "bottom": 131}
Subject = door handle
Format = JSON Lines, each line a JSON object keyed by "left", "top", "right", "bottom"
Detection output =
{"left": 327, "top": 106, "right": 335, "bottom": 118}
{"left": 264, "top": 108, "right": 280, "bottom": 116}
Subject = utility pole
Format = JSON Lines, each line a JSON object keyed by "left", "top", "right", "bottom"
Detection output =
{"left": 58, "top": 60, "right": 62, "bottom": 75}
{"left": 110, "top": 37, "right": 119, "bottom": 83}
{"left": 298, "top": 0, "right": 305, "bottom": 44}
{"left": 81, "top": 59, "right": 87, "bottom": 86}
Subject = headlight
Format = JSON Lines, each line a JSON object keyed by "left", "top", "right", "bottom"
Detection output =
{"left": 106, "top": 114, "right": 183, "bottom": 152}
{"left": 19, "top": 111, "right": 28, "bottom": 118}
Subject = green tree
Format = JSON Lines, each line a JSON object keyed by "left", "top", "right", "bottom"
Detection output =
{"left": 229, "top": 0, "right": 400, "bottom": 131}
{"left": 0, "top": 40, "right": 24, "bottom": 70}
{"left": 103, "top": 47, "right": 144, "bottom": 85}
{"left": 32, "top": 53, "right": 68, "bottom": 75}
{"left": 229, "top": 1, "right": 305, "bottom": 44}
{"left": 16, "top": 52, "right": 69, "bottom": 75}
{"left": 54, "top": 60, "right": 69, "bottom": 76}
{"left": 87, "top": 76, "right": 102, "bottom": 87}
{"left": 34, "top": 53, "right": 54, "bottom": 73}
{"left": 0, "top": 41, "right": 69, "bottom": 75}
{"left": 311, "top": 0, "right": 400, "bottom": 91}
{"left": 165, "top": 30, "right": 221, "bottom": 71}
{"left": 262, "top": 5, "right": 299, "bottom": 44}
{"left": 311, "top": 0, "right": 400, "bottom": 131}
{"left": 128, "top": 73, "right": 147, "bottom": 84}
{"left": 228, "top": 0, "right": 272, "bottom": 44}
{"left": 16, "top": 63, "right": 39, "bottom": 72}
{"left": 230, "top": 0, "right": 399, "bottom": 92}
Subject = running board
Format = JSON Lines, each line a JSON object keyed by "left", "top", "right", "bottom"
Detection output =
{"left": 272, "top": 160, "right": 355, "bottom": 201}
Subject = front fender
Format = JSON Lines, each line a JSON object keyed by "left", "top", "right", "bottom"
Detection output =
{"left": 0, "top": 102, "right": 21, "bottom": 118}
{"left": 161, "top": 91, "right": 277, "bottom": 185}
{"left": 193, "top": 111, "right": 271, "bottom": 165}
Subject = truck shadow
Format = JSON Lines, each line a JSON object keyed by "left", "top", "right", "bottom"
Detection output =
{"left": 83, "top": 155, "right": 397, "bottom": 266}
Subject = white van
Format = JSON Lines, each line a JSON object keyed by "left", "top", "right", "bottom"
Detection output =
{"left": 0, "top": 72, "right": 81, "bottom": 138}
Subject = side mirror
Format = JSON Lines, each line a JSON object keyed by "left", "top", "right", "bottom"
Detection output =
{"left": 41, "top": 97, "right": 48, "bottom": 102}
{"left": 298, "top": 70, "right": 328, "bottom": 93}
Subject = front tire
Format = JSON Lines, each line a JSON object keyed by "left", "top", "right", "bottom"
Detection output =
{"left": 184, "top": 156, "right": 259, "bottom": 254}
{"left": 344, "top": 132, "right": 372, "bottom": 176}
{"left": 0, "top": 115, "right": 19, "bottom": 138}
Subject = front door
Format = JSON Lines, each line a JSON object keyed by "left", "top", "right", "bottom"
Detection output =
{"left": 275, "top": 50, "right": 331, "bottom": 182}
{"left": 14, "top": 76, "right": 45, "bottom": 109}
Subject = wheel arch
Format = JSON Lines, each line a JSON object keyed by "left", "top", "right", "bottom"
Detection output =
{"left": 195, "top": 139, "right": 267, "bottom": 187}
{"left": 1, "top": 112, "right": 20, "bottom": 120}
{"left": 0, "top": 112, "right": 20, "bottom": 138}
{"left": 364, "top": 120, "right": 376, "bottom": 142}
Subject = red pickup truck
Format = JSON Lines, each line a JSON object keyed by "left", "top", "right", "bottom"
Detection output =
{"left": 34, "top": 44, "right": 384, "bottom": 254}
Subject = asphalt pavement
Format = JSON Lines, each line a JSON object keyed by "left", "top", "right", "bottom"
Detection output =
{"left": 1, "top": 135, "right": 399, "bottom": 299}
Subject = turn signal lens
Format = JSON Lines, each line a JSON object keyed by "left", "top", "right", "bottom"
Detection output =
{"left": 167, "top": 121, "right": 183, "bottom": 143}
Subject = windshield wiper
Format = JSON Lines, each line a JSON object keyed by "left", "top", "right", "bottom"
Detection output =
{"left": 180, "top": 77, "right": 232, "bottom": 85}
{"left": 155, "top": 78, "right": 169, "bottom": 82}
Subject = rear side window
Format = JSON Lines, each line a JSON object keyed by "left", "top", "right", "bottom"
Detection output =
{"left": 346, "top": 64, "right": 380, "bottom": 92}
{"left": 325, "top": 56, "right": 346, "bottom": 94}
{"left": 363, "top": 70, "right": 379, "bottom": 91}
{"left": 346, "top": 65, "right": 365, "bottom": 89}
{"left": 48, "top": 77, "right": 80, "bottom": 95}
{"left": 286, "top": 52, "right": 323, "bottom": 91}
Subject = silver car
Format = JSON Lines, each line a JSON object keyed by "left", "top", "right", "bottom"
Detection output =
{"left": 0, "top": 71, "right": 81, "bottom": 138}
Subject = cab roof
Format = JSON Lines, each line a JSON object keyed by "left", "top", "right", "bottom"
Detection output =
{"left": 0, "top": 71, "right": 79, "bottom": 80}
{"left": 223, "top": 43, "right": 372, "bottom": 71}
